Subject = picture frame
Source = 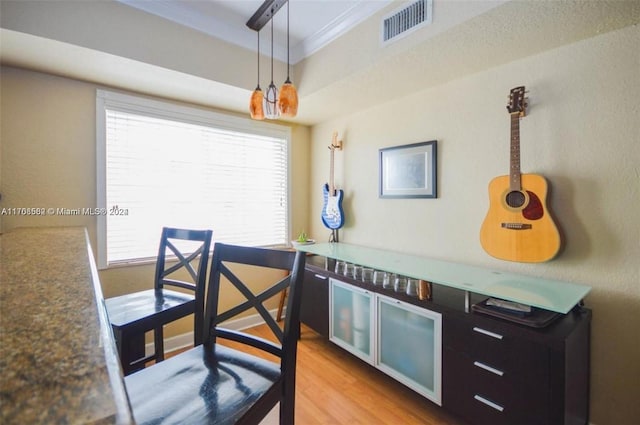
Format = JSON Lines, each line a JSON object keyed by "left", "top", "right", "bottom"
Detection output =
{"left": 379, "top": 140, "right": 437, "bottom": 198}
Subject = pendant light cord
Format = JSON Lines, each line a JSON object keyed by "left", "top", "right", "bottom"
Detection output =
{"left": 256, "top": 31, "right": 260, "bottom": 89}
{"left": 270, "top": 17, "right": 274, "bottom": 84}
{"left": 286, "top": 1, "right": 290, "bottom": 79}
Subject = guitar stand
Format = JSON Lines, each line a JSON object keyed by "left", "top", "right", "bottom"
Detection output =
{"left": 329, "top": 229, "right": 339, "bottom": 243}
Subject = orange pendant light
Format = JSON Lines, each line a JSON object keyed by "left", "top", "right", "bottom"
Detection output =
{"left": 247, "top": 0, "right": 297, "bottom": 120}
{"left": 278, "top": 1, "right": 298, "bottom": 117}
{"left": 249, "top": 30, "right": 264, "bottom": 120}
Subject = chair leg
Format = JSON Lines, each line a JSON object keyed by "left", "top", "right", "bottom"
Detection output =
{"left": 277, "top": 288, "right": 288, "bottom": 322}
{"left": 279, "top": 382, "right": 295, "bottom": 425}
{"left": 154, "top": 326, "right": 165, "bottom": 362}
{"left": 112, "top": 327, "right": 128, "bottom": 374}
{"left": 116, "top": 328, "right": 146, "bottom": 375}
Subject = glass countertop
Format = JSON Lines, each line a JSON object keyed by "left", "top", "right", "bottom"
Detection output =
{"left": 297, "top": 243, "right": 590, "bottom": 314}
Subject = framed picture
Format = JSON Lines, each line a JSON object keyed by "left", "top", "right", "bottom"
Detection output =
{"left": 379, "top": 140, "right": 437, "bottom": 198}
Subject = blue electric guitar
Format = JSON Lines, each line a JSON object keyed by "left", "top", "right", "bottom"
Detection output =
{"left": 321, "top": 133, "right": 345, "bottom": 229}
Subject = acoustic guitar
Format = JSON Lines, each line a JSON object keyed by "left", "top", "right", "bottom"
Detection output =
{"left": 480, "top": 86, "right": 560, "bottom": 262}
{"left": 321, "top": 132, "right": 345, "bottom": 230}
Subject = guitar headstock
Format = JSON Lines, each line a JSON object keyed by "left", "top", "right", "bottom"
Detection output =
{"left": 507, "top": 86, "right": 528, "bottom": 117}
{"left": 329, "top": 131, "right": 343, "bottom": 151}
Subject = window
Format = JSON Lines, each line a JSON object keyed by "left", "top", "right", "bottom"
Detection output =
{"left": 96, "top": 90, "right": 291, "bottom": 269}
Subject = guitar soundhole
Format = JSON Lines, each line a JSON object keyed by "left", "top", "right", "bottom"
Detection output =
{"left": 506, "top": 191, "right": 526, "bottom": 208}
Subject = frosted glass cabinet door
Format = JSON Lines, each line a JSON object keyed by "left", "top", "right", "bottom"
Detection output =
{"left": 377, "top": 294, "right": 442, "bottom": 405}
{"left": 329, "top": 278, "right": 374, "bottom": 364}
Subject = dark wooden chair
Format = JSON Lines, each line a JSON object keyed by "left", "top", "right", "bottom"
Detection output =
{"left": 125, "top": 242, "right": 307, "bottom": 425}
{"left": 105, "top": 227, "right": 213, "bottom": 375}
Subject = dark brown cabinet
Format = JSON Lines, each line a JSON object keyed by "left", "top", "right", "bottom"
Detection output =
{"left": 443, "top": 308, "right": 591, "bottom": 425}
{"left": 300, "top": 255, "right": 591, "bottom": 425}
{"left": 300, "top": 268, "right": 329, "bottom": 338}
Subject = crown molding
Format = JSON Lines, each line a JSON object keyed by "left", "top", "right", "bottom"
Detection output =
{"left": 291, "top": 0, "right": 392, "bottom": 63}
{"left": 116, "top": 0, "right": 391, "bottom": 65}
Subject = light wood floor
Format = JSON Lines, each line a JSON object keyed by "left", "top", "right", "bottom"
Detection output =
{"left": 208, "top": 323, "right": 467, "bottom": 425}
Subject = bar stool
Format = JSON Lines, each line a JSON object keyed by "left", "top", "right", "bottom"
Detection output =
{"left": 105, "top": 227, "right": 212, "bottom": 375}
{"left": 125, "top": 242, "right": 307, "bottom": 424}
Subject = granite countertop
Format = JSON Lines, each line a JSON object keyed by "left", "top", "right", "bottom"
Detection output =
{"left": 0, "top": 227, "right": 134, "bottom": 424}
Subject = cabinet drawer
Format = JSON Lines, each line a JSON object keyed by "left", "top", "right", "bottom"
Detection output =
{"left": 444, "top": 317, "right": 548, "bottom": 382}
{"left": 443, "top": 348, "right": 547, "bottom": 425}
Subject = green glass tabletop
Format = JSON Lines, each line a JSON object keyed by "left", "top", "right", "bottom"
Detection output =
{"left": 297, "top": 242, "right": 590, "bottom": 314}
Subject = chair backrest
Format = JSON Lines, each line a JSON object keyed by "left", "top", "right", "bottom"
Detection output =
{"left": 154, "top": 227, "right": 213, "bottom": 343}
{"left": 202, "top": 242, "right": 306, "bottom": 380}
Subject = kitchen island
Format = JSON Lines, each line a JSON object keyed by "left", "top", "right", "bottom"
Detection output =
{"left": 0, "top": 227, "right": 133, "bottom": 424}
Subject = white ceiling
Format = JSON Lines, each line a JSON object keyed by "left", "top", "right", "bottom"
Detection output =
{"left": 1, "top": 1, "right": 638, "bottom": 125}
{"left": 116, "top": 0, "right": 393, "bottom": 64}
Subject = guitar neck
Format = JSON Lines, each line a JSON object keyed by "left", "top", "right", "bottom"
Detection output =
{"left": 509, "top": 112, "right": 522, "bottom": 191}
{"left": 327, "top": 132, "right": 341, "bottom": 196}
{"left": 329, "top": 146, "right": 335, "bottom": 196}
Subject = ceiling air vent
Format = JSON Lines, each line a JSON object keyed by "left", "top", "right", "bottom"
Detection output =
{"left": 382, "top": 0, "right": 432, "bottom": 45}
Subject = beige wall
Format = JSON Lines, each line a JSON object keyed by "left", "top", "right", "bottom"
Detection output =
{"left": 309, "top": 25, "right": 639, "bottom": 424}
{"left": 0, "top": 66, "right": 311, "bottom": 337}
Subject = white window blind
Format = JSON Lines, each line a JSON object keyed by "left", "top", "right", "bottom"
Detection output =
{"left": 96, "top": 90, "right": 290, "bottom": 269}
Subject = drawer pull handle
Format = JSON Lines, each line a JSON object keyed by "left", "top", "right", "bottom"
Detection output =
{"left": 474, "top": 361, "right": 504, "bottom": 377}
{"left": 474, "top": 395, "right": 505, "bottom": 412}
{"left": 314, "top": 274, "right": 328, "bottom": 280}
{"left": 473, "top": 327, "right": 504, "bottom": 340}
